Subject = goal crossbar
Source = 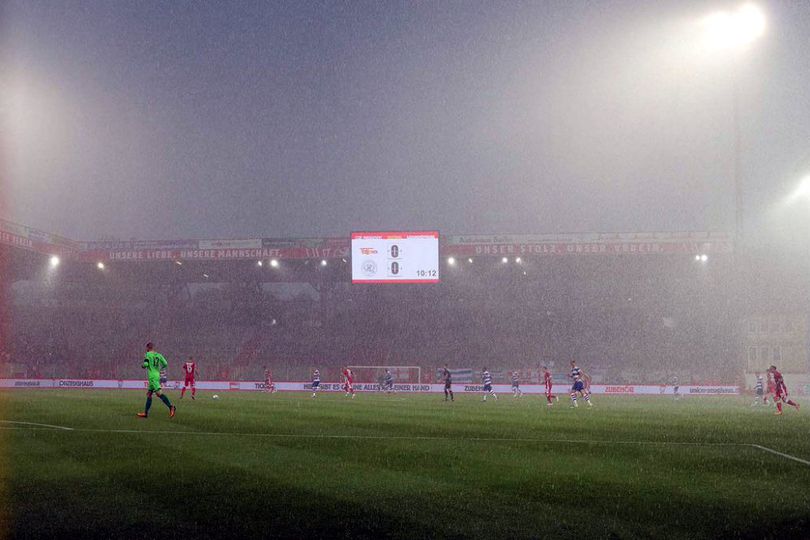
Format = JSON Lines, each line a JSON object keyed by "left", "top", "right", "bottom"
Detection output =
{"left": 347, "top": 365, "right": 421, "bottom": 384}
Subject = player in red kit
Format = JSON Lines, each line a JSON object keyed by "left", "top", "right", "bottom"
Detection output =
{"left": 768, "top": 365, "right": 800, "bottom": 416}
{"left": 542, "top": 366, "right": 557, "bottom": 406}
{"left": 180, "top": 356, "right": 197, "bottom": 400}
{"left": 342, "top": 366, "right": 355, "bottom": 398}
{"left": 264, "top": 367, "right": 276, "bottom": 393}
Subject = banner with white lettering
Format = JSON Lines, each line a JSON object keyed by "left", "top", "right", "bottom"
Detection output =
{"left": 0, "top": 379, "right": 739, "bottom": 395}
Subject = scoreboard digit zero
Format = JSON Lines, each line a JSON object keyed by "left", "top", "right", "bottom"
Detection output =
{"left": 351, "top": 231, "right": 440, "bottom": 284}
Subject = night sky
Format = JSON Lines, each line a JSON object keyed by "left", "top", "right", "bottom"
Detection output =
{"left": 3, "top": 1, "right": 810, "bottom": 251}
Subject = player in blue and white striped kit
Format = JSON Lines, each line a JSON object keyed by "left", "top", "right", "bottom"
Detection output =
{"left": 481, "top": 368, "right": 498, "bottom": 401}
{"left": 569, "top": 360, "right": 592, "bottom": 408}
{"left": 383, "top": 369, "right": 395, "bottom": 393}
{"left": 752, "top": 373, "right": 764, "bottom": 406}
{"left": 311, "top": 369, "right": 320, "bottom": 398}
{"left": 511, "top": 371, "right": 523, "bottom": 398}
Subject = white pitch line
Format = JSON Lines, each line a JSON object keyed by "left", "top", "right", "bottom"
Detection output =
{"left": 2, "top": 425, "right": 808, "bottom": 466}
{"left": 0, "top": 420, "right": 74, "bottom": 431}
{"left": 749, "top": 444, "right": 810, "bottom": 467}
{"left": 0, "top": 427, "right": 745, "bottom": 446}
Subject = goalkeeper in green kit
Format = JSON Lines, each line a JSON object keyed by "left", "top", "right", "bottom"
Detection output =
{"left": 137, "top": 342, "right": 176, "bottom": 418}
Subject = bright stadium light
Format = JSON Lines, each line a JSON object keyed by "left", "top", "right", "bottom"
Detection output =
{"left": 787, "top": 176, "right": 810, "bottom": 204}
{"left": 695, "top": 255, "right": 701, "bottom": 261}
{"left": 175, "top": 260, "right": 183, "bottom": 266}
{"left": 49, "top": 255, "right": 60, "bottom": 268}
{"left": 96, "top": 262, "right": 105, "bottom": 270}
{"left": 270, "top": 259, "right": 279, "bottom": 268}
{"left": 202, "top": 273, "right": 209, "bottom": 278}
{"left": 257, "top": 260, "right": 263, "bottom": 267}
{"left": 501, "top": 257, "right": 508, "bottom": 264}
{"left": 320, "top": 259, "right": 327, "bottom": 267}
{"left": 467, "top": 258, "right": 473, "bottom": 264}
{"left": 447, "top": 257, "right": 456, "bottom": 266}
{"left": 699, "top": 3, "right": 765, "bottom": 51}
{"left": 700, "top": 254, "right": 709, "bottom": 263}
{"left": 515, "top": 257, "right": 522, "bottom": 264}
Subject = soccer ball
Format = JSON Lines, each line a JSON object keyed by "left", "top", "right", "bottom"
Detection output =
{"left": 212, "top": 394, "right": 219, "bottom": 400}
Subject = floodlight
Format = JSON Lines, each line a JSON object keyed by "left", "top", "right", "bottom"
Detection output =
{"left": 700, "top": 3, "right": 765, "bottom": 51}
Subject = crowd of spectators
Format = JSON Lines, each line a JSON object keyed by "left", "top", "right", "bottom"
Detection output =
{"left": 3, "top": 255, "right": 739, "bottom": 384}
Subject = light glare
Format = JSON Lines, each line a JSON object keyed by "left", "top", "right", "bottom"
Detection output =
{"left": 270, "top": 259, "right": 279, "bottom": 268}
{"left": 447, "top": 257, "right": 456, "bottom": 266}
{"left": 700, "top": 3, "right": 765, "bottom": 51}
{"left": 49, "top": 255, "right": 60, "bottom": 268}
{"left": 96, "top": 262, "right": 105, "bottom": 270}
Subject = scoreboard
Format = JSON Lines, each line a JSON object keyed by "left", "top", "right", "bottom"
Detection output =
{"left": 351, "top": 231, "right": 440, "bottom": 284}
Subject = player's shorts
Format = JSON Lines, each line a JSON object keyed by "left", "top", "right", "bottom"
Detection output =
{"left": 673, "top": 386, "right": 679, "bottom": 393}
{"left": 572, "top": 380, "right": 585, "bottom": 392}
{"left": 312, "top": 381, "right": 320, "bottom": 388}
{"left": 147, "top": 378, "right": 161, "bottom": 393}
{"left": 775, "top": 387, "right": 787, "bottom": 400}
{"left": 483, "top": 384, "right": 492, "bottom": 392}
{"left": 444, "top": 381, "right": 452, "bottom": 389}
{"left": 756, "top": 388, "right": 763, "bottom": 396}
{"left": 512, "top": 383, "right": 519, "bottom": 389}
{"left": 545, "top": 386, "right": 553, "bottom": 395}
{"left": 184, "top": 376, "right": 195, "bottom": 386}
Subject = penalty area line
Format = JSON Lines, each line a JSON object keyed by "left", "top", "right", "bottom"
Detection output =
{"left": 749, "top": 444, "right": 810, "bottom": 467}
{"left": 0, "top": 420, "right": 74, "bottom": 431}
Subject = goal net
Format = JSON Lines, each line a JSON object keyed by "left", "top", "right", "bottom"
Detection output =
{"left": 347, "top": 366, "right": 422, "bottom": 385}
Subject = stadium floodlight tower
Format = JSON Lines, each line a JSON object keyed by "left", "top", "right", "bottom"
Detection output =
{"left": 698, "top": 3, "right": 765, "bottom": 247}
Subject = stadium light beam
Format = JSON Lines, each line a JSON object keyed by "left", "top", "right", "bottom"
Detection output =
{"left": 447, "top": 257, "right": 456, "bottom": 266}
{"left": 501, "top": 257, "right": 508, "bottom": 264}
{"left": 320, "top": 259, "right": 327, "bottom": 267}
{"left": 515, "top": 257, "right": 522, "bottom": 264}
{"left": 257, "top": 260, "right": 263, "bottom": 267}
{"left": 96, "top": 262, "right": 105, "bottom": 270}
{"left": 270, "top": 259, "right": 279, "bottom": 268}
{"left": 467, "top": 258, "right": 473, "bottom": 264}
{"left": 49, "top": 255, "right": 60, "bottom": 268}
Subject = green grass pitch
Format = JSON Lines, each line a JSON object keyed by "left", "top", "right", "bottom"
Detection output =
{"left": 1, "top": 390, "right": 809, "bottom": 539}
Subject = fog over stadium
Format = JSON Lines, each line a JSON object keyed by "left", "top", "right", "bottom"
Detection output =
{"left": 2, "top": 2, "right": 810, "bottom": 538}
{"left": 3, "top": 0, "right": 810, "bottom": 257}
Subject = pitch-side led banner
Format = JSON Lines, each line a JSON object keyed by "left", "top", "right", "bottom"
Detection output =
{"left": 0, "top": 380, "right": 740, "bottom": 395}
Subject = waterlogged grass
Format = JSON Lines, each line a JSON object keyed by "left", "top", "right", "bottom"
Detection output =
{"left": 2, "top": 390, "right": 809, "bottom": 539}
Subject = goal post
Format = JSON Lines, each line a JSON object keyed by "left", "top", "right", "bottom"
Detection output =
{"left": 347, "top": 366, "right": 422, "bottom": 385}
